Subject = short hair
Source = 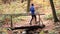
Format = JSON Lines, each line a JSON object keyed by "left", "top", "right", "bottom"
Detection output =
{"left": 31, "top": 4, "right": 34, "bottom": 6}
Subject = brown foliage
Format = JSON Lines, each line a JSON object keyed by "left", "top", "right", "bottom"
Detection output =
{"left": 2, "top": 0, "right": 16, "bottom": 4}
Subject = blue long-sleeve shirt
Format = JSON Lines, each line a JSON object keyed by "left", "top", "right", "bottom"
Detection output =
{"left": 30, "top": 6, "right": 35, "bottom": 15}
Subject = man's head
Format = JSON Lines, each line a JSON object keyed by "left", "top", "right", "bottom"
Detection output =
{"left": 31, "top": 4, "right": 34, "bottom": 6}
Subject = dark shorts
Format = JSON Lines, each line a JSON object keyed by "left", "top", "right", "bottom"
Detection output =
{"left": 30, "top": 14, "right": 37, "bottom": 25}
{"left": 31, "top": 15, "right": 36, "bottom": 19}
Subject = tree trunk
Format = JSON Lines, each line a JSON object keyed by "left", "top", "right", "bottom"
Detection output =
{"left": 11, "top": 15, "right": 13, "bottom": 28}
{"left": 49, "top": 0, "right": 59, "bottom": 22}
{"left": 27, "top": 0, "right": 30, "bottom": 12}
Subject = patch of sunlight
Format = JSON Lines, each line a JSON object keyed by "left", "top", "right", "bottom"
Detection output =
{"left": 0, "top": 28, "right": 8, "bottom": 34}
{"left": 48, "top": 30, "right": 57, "bottom": 34}
{"left": 0, "top": 15, "right": 5, "bottom": 20}
{"left": 2, "top": 28, "right": 8, "bottom": 34}
{"left": 0, "top": 5, "right": 3, "bottom": 9}
{"left": 39, "top": 31, "right": 44, "bottom": 34}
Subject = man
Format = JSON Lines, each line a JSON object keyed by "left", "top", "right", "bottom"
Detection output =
{"left": 30, "top": 4, "right": 37, "bottom": 25}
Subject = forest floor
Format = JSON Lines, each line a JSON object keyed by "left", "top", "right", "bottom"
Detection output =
{"left": 2, "top": 11, "right": 59, "bottom": 34}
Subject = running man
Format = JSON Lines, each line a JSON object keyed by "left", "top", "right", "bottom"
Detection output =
{"left": 30, "top": 4, "right": 37, "bottom": 25}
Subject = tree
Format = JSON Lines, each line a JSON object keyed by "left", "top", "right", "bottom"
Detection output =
{"left": 21, "top": 0, "right": 24, "bottom": 3}
{"left": 27, "top": 0, "right": 30, "bottom": 12}
{"left": 2, "top": 0, "right": 11, "bottom": 4}
{"left": 10, "top": 15, "right": 13, "bottom": 28}
{"left": 49, "top": 0, "right": 59, "bottom": 22}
